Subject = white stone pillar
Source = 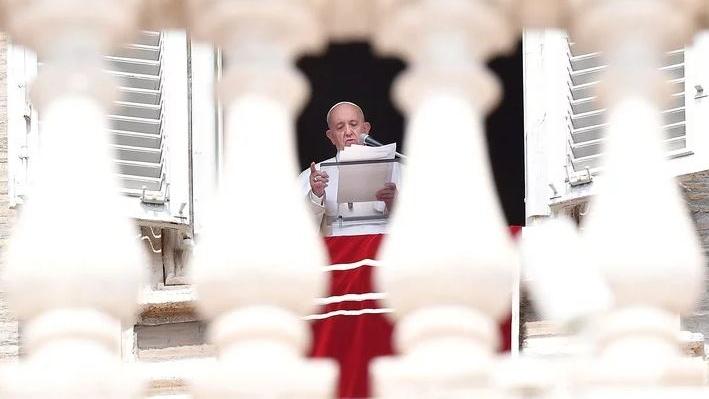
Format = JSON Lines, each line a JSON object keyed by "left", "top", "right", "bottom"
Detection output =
{"left": 567, "top": 0, "right": 709, "bottom": 389}
{"left": 372, "top": 0, "right": 520, "bottom": 396}
{"left": 187, "top": 1, "right": 336, "bottom": 397}
{"left": 0, "top": 0, "right": 147, "bottom": 397}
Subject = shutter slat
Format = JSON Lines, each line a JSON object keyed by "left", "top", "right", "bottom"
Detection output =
{"left": 569, "top": 52, "right": 603, "bottom": 71}
{"left": 667, "top": 49, "right": 684, "bottom": 65}
{"left": 119, "top": 175, "right": 163, "bottom": 191}
{"left": 112, "top": 130, "right": 162, "bottom": 149}
{"left": 665, "top": 121, "right": 687, "bottom": 139}
{"left": 109, "top": 115, "right": 161, "bottom": 135}
{"left": 114, "top": 44, "right": 160, "bottom": 61}
{"left": 110, "top": 71, "right": 161, "bottom": 91}
{"left": 118, "top": 87, "right": 161, "bottom": 105}
{"left": 113, "top": 145, "right": 162, "bottom": 164}
{"left": 571, "top": 124, "right": 605, "bottom": 144}
{"left": 570, "top": 97, "right": 602, "bottom": 114}
{"left": 668, "top": 78, "right": 685, "bottom": 95}
{"left": 107, "top": 56, "right": 161, "bottom": 76}
{"left": 134, "top": 31, "right": 161, "bottom": 47}
{"left": 116, "top": 159, "right": 163, "bottom": 178}
{"left": 570, "top": 109, "right": 604, "bottom": 129}
{"left": 569, "top": 65, "right": 605, "bottom": 86}
{"left": 661, "top": 63, "right": 685, "bottom": 80}
{"left": 570, "top": 82, "right": 596, "bottom": 101}
{"left": 113, "top": 101, "right": 161, "bottom": 120}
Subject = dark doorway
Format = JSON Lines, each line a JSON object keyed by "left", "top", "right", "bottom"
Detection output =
{"left": 296, "top": 41, "right": 524, "bottom": 226}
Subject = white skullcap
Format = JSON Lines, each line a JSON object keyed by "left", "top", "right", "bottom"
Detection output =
{"left": 326, "top": 101, "right": 364, "bottom": 125}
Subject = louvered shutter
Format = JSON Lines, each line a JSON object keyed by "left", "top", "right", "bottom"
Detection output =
{"left": 566, "top": 40, "right": 689, "bottom": 173}
{"left": 9, "top": 31, "right": 192, "bottom": 228}
{"left": 109, "top": 31, "right": 191, "bottom": 227}
{"left": 109, "top": 31, "right": 167, "bottom": 197}
{"left": 523, "top": 30, "right": 709, "bottom": 222}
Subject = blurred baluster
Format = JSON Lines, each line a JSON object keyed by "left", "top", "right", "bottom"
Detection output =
{"left": 187, "top": 1, "right": 337, "bottom": 397}
{"left": 522, "top": 217, "right": 612, "bottom": 327}
{"left": 371, "top": 0, "right": 520, "bottom": 396}
{"left": 0, "top": 0, "right": 147, "bottom": 397}
{"left": 567, "top": 0, "right": 709, "bottom": 391}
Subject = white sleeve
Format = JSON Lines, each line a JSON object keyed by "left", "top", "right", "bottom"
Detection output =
{"left": 309, "top": 190, "right": 325, "bottom": 205}
{"left": 299, "top": 166, "right": 326, "bottom": 226}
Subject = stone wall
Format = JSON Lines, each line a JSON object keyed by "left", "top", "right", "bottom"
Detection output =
{"left": 680, "top": 170, "right": 709, "bottom": 348}
{"left": 0, "top": 33, "right": 19, "bottom": 360}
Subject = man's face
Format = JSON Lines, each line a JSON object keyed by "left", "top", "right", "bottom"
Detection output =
{"left": 326, "top": 104, "right": 371, "bottom": 151}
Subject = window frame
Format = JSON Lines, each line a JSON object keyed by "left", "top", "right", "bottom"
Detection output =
{"left": 6, "top": 42, "right": 38, "bottom": 208}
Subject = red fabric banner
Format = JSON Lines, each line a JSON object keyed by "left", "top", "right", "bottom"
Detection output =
{"left": 309, "top": 226, "right": 521, "bottom": 398}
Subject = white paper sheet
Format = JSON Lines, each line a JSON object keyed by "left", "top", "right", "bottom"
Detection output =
{"left": 334, "top": 144, "right": 397, "bottom": 203}
{"left": 337, "top": 143, "right": 397, "bottom": 162}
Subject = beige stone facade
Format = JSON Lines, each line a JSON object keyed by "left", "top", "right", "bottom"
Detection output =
{"left": 0, "top": 34, "right": 19, "bottom": 361}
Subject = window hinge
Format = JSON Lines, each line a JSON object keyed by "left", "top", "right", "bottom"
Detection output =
{"left": 18, "top": 145, "right": 29, "bottom": 160}
{"left": 178, "top": 202, "right": 188, "bottom": 217}
{"left": 565, "top": 163, "right": 593, "bottom": 187}
{"left": 141, "top": 183, "right": 170, "bottom": 205}
{"left": 549, "top": 183, "right": 561, "bottom": 200}
{"left": 23, "top": 103, "right": 32, "bottom": 120}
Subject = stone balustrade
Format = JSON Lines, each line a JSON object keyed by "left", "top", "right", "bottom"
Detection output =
{"left": 0, "top": 1, "right": 705, "bottom": 398}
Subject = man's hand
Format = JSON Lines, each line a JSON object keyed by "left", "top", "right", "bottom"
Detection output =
{"left": 376, "top": 183, "right": 398, "bottom": 212}
{"left": 309, "top": 162, "right": 329, "bottom": 197}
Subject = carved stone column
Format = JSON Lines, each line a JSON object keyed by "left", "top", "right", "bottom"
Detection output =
{"left": 0, "top": 0, "right": 147, "bottom": 397}
{"left": 187, "top": 1, "right": 337, "bottom": 397}
{"left": 371, "top": 0, "right": 520, "bottom": 396}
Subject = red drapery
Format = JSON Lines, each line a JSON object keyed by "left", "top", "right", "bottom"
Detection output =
{"left": 309, "top": 226, "right": 521, "bottom": 398}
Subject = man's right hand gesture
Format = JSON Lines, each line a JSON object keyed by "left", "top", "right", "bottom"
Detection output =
{"left": 309, "top": 162, "right": 329, "bottom": 197}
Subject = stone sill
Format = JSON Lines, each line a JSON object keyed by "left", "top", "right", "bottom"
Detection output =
{"left": 139, "top": 286, "right": 199, "bottom": 325}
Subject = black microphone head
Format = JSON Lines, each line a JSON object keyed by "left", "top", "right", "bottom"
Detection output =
{"left": 360, "top": 133, "right": 383, "bottom": 147}
{"left": 358, "top": 133, "right": 370, "bottom": 145}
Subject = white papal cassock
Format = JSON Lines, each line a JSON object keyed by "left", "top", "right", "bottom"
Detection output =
{"left": 299, "top": 155, "right": 402, "bottom": 237}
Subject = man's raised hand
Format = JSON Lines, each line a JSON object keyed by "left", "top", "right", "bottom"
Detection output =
{"left": 309, "top": 162, "right": 329, "bottom": 197}
{"left": 376, "top": 182, "right": 398, "bottom": 212}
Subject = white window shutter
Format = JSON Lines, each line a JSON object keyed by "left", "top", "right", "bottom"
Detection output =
{"left": 565, "top": 40, "right": 690, "bottom": 175}
{"left": 110, "top": 31, "right": 191, "bottom": 228}
{"left": 7, "top": 31, "right": 193, "bottom": 229}
{"left": 523, "top": 30, "right": 709, "bottom": 222}
{"left": 109, "top": 31, "right": 165, "bottom": 196}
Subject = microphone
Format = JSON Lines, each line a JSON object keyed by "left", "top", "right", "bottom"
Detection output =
{"left": 358, "top": 133, "right": 407, "bottom": 159}
{"left": 359, "top": 133, "right": 384, "bottom": 147}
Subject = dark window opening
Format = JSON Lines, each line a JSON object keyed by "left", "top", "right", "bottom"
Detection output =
{"left": 296, "top": 41, "right": 524, "bottom": 226}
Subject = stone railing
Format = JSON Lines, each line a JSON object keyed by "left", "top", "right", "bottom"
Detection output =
{"left": 0, "top": 0, "right": 707, "bottom": 398}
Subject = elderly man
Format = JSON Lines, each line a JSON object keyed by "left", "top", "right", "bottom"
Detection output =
{"left": 299, "top": 101, "right": 399, "bottom": 236}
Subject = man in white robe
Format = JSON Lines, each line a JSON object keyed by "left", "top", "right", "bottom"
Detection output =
{"left": 298, "top": 102, "right": 399, "bottom": 236}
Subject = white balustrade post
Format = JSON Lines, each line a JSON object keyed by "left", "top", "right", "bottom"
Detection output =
{"left": 567, "top": 0, "right": 709, "bottom": 390}
{"left": 187, "top": 1, "right": 337, "bottom": 397}
{"left": 0, "top": 0, "right": 147, "bottom": 397}
{"left": 371, "top": 0, "right": 520, "bottom": 396}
